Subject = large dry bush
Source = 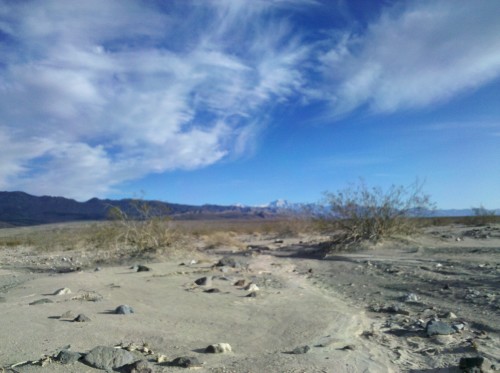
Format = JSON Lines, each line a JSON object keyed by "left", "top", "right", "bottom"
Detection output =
{"left": 470, "top": 205, "right": 497, "bottom": 226}
{"left": 322, "top": 180, "right": 434, "bottom": 244}
{"left": 90, "top": 200, "right": 178, "bottom": 253}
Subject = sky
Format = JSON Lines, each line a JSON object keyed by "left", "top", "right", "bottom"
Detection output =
{"left": 0, "top": 0, "right": 499, "bottom": 209}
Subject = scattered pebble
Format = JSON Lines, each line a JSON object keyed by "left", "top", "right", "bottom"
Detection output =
{"left": 170, "top": 356, "right": 201, "bottom": 368}
{"left": 216, "top": 256, "right": 240, "bottom": 268}
{"left": 204, "top": 288, "right": 221, "bottom": 293}
{"left": 53, "top": 287, "right": 72, "bottom": 296}
{"left": 73, "top": 313, "right": 91, "bottom": 322}
{"left": 234, "top": 279, "right": 246, "bottom": 287}
{"left": 245, "top": 283, "right": 259, "bottom": 292}
{"left": 115, "top": 305, "right": 134, "bottom": 314}
{"left": 291, "top": 345, "right": 310, "bottom": 354}
{"left": 195, "top": 276, "right": 212, "bottom": 286}
{"left": 426, "top": 320, "right": 456, "bottom": 337}
{"left": 205, "top": 343, "right": 232, "bottom": 353}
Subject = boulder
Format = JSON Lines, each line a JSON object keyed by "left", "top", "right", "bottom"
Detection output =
{"left": 83, "top": 346, "right": 134, "bottom": 370}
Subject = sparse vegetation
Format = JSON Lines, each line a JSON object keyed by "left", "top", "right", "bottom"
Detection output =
{"left": 470, "top": 205, "right": 497, "bottom": 226}
{"left": 321, "top": 180, "right": 434, "bottom": 247}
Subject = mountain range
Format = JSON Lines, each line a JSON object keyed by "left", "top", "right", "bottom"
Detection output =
{"left": 0, "top": 192, "right": 497, "bottom": 227}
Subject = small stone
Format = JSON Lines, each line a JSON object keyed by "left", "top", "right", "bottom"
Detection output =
{"left": 204, "top": 288, "right": 220, "bottom": 293}
{"left": 95, "top": 267, "right": 102, "bottom": 272}
{"left": 234, "top": 279, "right": 246, "bottom": 287}
{"left": 56, "top": 350, "right": 82, "bottom": 364}
{"left": 170, "top": 356, "right": 201, "bottom": 368}
{"left": 246, "top": 291, "right": 258, "bottom": 298}
{"left": 459, "top": 356, "right": 484, "bottom": 372}
{"left": 453, "top": 323, "right": 466, "bottom": 332}
{"left": 84, "top": 346, "right": 134, "bottom": 370}
{"left": 402, "top": 293, "right": 418, "bottom": 303}
{"left": 73, "top": 313, "right": 91, "bottom": 322}
{"left": 205, "top": 343, "right": 232, "bottom": 353}
{"left": 216, "top": 256, "right": 240, "bottom": 268}
{"left": 426, "top": 320, "right": 456, "bottom": 337}
{"left": 129, "top": 359, "right": 154, "bottom": 373}
{"left": 136, "top": 265, "right": 151, "bottom": 272}
{"left": 291, "top": 345, "right": 310, "bottom": 354}
{"left": 115, "top": 305, "right": 134, "bottom": 314}
{"left": 157, "top": 354, "right": 168, "bottom": 363}
{"left": 195, "top": 276, "right": 212, "bottom": 286}
{"left": 54, "top": 287, "right": 72, "bottom": 296}
{"left": 245, "top": 283, "right": 259, "bottom": 292}
{"left": 445, "top": 311, "right": 458, "bottom": 319}
{"left": 29, "top": 298, "right": 53, "bottom": 305}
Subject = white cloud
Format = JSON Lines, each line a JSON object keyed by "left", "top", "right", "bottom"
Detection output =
{"left": 0, "top": 0, "right": 312, "bottom": 200}
{"left": 321, "top": 0, "right": 500, "bottom": 114}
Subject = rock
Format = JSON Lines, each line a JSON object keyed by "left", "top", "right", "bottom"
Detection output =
{"left": 245, "top": 283, "right": 259, "bottom": 292}
{"left": 170, "top": 356, "right": 201, "bottom": 368}
{"left": 291, "top": 345, "right": 310, "bottom": 354}
{"left": 402, "top": 293, "right": 418, "bottom": 303}
{"left": 54, "top": 287, "right": 72, "bottom": 296}
{"left": 216, "top": 256, "right": 240, "bottom": 268}
{"left": 386, "top": 304, "right": 410, "bottom": 315}
{"left": 246, "top": 291, "right": 258, "bottom": 298}
{"left": 129, "top": 359, "right": 154, "bottom": 373}
{"left": 195, "top": 276, "right": 212, "bottom": 286}
{"left": 136, "top": 265, "right": 151, "bottom": 272}
{"left": 83, "top": 346, "right": 134, "bottom": 370}
{"left": 234, "top": 279, "right": 246, "bottom": 287}
{"left": 29, "top": 298, "right": 53, "bottom": 305}
{"left": 459, "top": 356, "right": 484, "bottom": 372}
{"left": 204, "top": 288, "right": 220, "bottom": 293}
{"left": 95, "top": 267, "right": 102, "bottom": 272}
{"left": 56, "top": 350, "right": 82, "bottom": 364}
{"left": 73, "top": 313, "right": 91, "bottom": 322}
{"left": 444, "top": 311, "right": 458, "bottom": 319}
{"left": 339, "top": 344, "right": 356, "bottom": 351}
{"left": 426, "top": 320, "right": 456, "bottom": 337}
{"left": 205, "top": 343, "right": 232, "bottom": 353}
{"left": 453, "top": 323, "right": 466, "bottom": 332}
{"left": 115, "top": 305, "right": 134, "bottom": 314}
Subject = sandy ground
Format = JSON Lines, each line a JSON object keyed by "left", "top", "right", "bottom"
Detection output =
{"left": 0, "top": 224, "right": 499, "bottom": 372}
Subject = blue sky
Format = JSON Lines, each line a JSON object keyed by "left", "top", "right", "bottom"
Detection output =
{"left": 0, "top": 0, "right": 499, "bottom": 209}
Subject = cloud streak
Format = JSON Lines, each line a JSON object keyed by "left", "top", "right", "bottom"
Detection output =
{"left": 1, "top": 0, "right": 499, "bottom": 200}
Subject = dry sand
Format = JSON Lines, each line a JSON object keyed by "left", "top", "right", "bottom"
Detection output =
{"left": 0, "top": 224, "right": 499, "bottom": 372}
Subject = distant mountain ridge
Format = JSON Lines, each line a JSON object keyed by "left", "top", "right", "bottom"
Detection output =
{"left": 0, "top": 192, "right": 497, "bottom": 227}
{"left": 0, "top": 191, "right": 286, "bottom": 227}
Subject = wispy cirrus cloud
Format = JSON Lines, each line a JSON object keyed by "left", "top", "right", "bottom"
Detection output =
{"left": 0, "top": 0, "right": 312, "bottom": 199}
{"left": 1, "top": 0, "right": 499, "bottom": 201}
{"left": 321, "top": 0, "right": 500, "bottom": 114}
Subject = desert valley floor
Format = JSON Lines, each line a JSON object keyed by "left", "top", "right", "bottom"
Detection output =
{"left": 0, "top": 223, "right": 499, "bottom": 372}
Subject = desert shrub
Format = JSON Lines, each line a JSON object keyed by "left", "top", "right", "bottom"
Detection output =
{"left": 91, "top": 200, "right": 177, "bottom": 252}
{"left": 470, "top": 205, "right": 497, "bottom": 226}
{"left": 322, "top": 180, "right": 434, "bottom": 244}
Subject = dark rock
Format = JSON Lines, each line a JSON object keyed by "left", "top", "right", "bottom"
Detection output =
{"left": 115, "top": 305, "right": 134, "bottom": 314}
{"left": 136, "top": 265, "right": 151, "bottom": 272}
{"left": 56, "top": 350, "right": 82, "bottom": 364}
{"left": 73, "top": 314, "right": 91, "bottom": 322}
{"left": 216, "top": 256, "right": 240, "bottom": 268}
{"left": 29, "top": 298, "right": 53, "bottom": 305}
{"left": 128, "top": 359, "right": 154, "bottom": 373}
{"left": 234, "top": 279, "right": 246, "bottom": 287}
{"left": 83, "top": 346, "right": 134, "bottom": 370}
{"left": 386, "top": 304, "right": 410, "bottom": 315}
{"left": 204, "top": 288, "right": 220, "bottom": 293}
{"left": 426, "top": 320, "right": 456, "bottom": 337}
{"left": 291, "top": 345, "right": 310, "bottom": 354}
{"left": 246, "top": 291, "right": 258, "bottom": 298}
{"left": 195, "top": 276, "right": 212, "bottom": 286}
{"left": 339, "top": 344, "right": 356, "bottom": 351}
{"left": 170, "top": 356, "right": 201, "bottom": 368}
{"left": 459, "top": 356, "right": 484, "bottom": 372}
